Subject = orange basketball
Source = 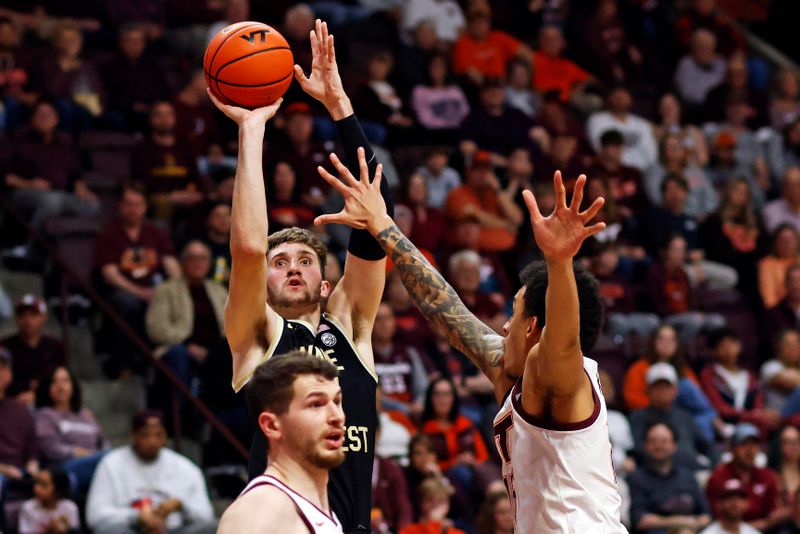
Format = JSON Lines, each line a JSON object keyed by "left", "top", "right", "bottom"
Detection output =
{"left": 204, "top": 21, "right": 293, "bottom": 109}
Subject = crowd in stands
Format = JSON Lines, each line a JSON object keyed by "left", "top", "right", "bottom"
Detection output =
{"left": 2, "top": 0, "right": 800, "bottom": 532}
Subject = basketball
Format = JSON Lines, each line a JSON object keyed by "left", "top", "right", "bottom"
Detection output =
{"left": 204, "top": 21, "right": 293, "bottom": 109}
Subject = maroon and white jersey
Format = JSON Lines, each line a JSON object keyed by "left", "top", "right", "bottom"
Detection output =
{"left": 492, "top": 357, "right": 627, "bottom": 533}
{"left": 240, "top": 474, "right": 343, "bottom": 533}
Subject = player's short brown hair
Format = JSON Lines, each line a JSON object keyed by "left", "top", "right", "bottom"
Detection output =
{"left": 245, "top": 350, "right": 339, "bottom": 418}
{"left": 267, "top": 227, "right": 328, "bottom": 278}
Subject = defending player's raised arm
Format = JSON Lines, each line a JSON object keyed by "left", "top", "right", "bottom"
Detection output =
{"left": 295, "top": 19, "right": 392, "bottom": 356}
{"left": 314, "top": 164, "right": 504, "bottom": 381}
{"left": 208, "top": 91, "right": 282, "bottom": 379}
{"left": 521, "top": 172, "right": 605, "bottom": 412}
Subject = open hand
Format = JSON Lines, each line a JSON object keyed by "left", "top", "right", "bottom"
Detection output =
{"left": 314, "top": 147, "right": 387, "bottom": 233}
{"left": 294, "top": 19, "right": 351, "bottom": 118}
{"left": 207, "top": 89, "right": 282, "bottom": 127}
{"left": 523, "top": 171, "right": 605, "bottom": 263}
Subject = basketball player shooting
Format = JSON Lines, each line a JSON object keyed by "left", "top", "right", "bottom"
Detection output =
{"left": 218, "top": 351, "right": 345, "bottom": 533}
{"left": 315, "top": 170, "right": 628, "bottom": 532}
{"left": 208, "top": 19, "right": 393, "bottom": 533}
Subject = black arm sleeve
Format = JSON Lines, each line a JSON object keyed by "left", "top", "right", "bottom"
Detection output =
{"left": 335, "top": 114, "right": 395, "bottom": 261}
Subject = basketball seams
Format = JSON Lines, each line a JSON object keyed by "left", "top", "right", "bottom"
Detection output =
{"left": 213, "top": 46, "right": 292, "bottom": 81}
{"left": 207, "top": 70, "right": 293, "bottom": 88}
{"left": 205, "top": 22, "right": 263, "bottom": 74}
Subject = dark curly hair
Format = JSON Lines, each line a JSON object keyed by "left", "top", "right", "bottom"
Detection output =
{"left": 518, "top": 260, "right": 604, "bottom": 352}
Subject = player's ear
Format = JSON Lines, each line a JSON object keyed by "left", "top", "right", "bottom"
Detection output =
{"left": 525, "top": 316, "right": 538, "bottom": 339}
{"left": 259, "top": 411, "right": 281, "bottom": 440}
{"left": 320, "top": 279, "right": 331, "bottom": 298}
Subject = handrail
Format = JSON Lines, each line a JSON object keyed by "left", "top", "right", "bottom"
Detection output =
{"left": 0, "top": 193, "right": 249, "bottom": 461}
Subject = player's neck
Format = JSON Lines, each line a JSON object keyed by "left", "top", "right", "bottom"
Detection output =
{"left": 266, "top": 456, "right": 330, "bottom": 512}
{"left": 274, "top": 304, "right": 322, "bottom": 329}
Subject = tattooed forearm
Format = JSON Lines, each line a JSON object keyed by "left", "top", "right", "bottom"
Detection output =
{"left": 376, "top": 224, "right": 503, "bottom": 372}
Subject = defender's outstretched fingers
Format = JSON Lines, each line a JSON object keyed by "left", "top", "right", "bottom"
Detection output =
{"left": 317, "top": 166, "right": 352, "bottom": 196}
{"left": 522, "top": 189, "right": 544, "bottom": 223}
{"left": 585, "top": 221, "right": 607, "bottom": 238}
{"left": 357, "top": 147, "right": 369, "bottom": 182}
{"left": 328, "top": 153, "right": 359, "bottom": 188}
{"left": 371, "top": 164, "right": 384, "bottom": 190}
{"left": 571, "top": 175, "right": 586, "bottom": 213}
{"left": 553, "top": 171, "right": 567, "bottom": 208}
{"left": 328, "top": 34, "right": 336, "bottom": 63}
{"left": 314, "top": 211, "right": 351, "bottom": 226}
{"left": 580, "top": 196, "right": 605, "bottom": 223}
{"left": 293, "top": 64, "right": 309, "bottom": 84}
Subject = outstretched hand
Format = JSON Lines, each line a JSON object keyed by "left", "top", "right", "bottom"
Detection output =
{"left": 294, "top": 19, "right": 350, "bottom": 117}
{"left": 314, "top": 147, "right": 387, "bottom": 233}
{"left": 207, "top": 89, "right": 282, "bottom": 126}
{"left": 523, "top": 171, "right": 606, "bottom": 263}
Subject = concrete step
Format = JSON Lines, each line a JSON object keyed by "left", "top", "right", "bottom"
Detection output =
{"left": 82, "top": 376, "right": 146, "bottom": 446}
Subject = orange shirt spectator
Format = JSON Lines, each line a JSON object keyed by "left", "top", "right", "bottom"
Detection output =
{"left": 533, "top": 25, "right": 591, "bottom": 102}
{"left": 421, "top": 415, "right": 489, "bottom": 471}
{"left": 624, "top": 358, "right": 700, "bottom": 411}
{"left": 759, "top": 255, "right": 795, "bottom": 309}
{"left": 452, "top": 30, "right": 522, "bottom": 79}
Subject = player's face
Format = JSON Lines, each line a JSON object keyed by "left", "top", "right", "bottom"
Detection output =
{"left": 267, "top": 243, "right": 329, "bottom": 311}
{"left": 280, "top": 375, "right": 345, "bottom": 470}
{"left": 501, "top": 287, "right": 538, "bottom": 380}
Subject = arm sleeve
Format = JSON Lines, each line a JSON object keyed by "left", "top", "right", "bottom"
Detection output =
{"left": 336, "top": 114, "right": 395, "bottom": 261}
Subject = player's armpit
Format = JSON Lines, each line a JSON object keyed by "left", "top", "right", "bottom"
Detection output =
{"left": 376, "top": 224, "right": 504, "bottom": 379}
{"left": 218, "top": 486, "right": 308, "bottom": 534}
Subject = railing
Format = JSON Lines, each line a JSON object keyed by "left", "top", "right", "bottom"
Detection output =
{"left": 0, "top": 194, "right": 249, "bottom": 461}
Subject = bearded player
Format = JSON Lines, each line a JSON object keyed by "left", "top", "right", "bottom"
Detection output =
{"left": 315, "top": 169, "right": 627, "bottom": 532}
{"left": 218, "top": 351, "right": 345, "bottom": 533}
{"left": 209, "top": 20, "right": 393, "bottom": 533}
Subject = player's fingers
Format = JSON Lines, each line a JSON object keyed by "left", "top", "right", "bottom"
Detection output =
{"left": 570, "top": 174, "right": 586, "bottom": 213}
{"left": 329, "top": 153, "right": 359, "bottom": 187}
{"left": 357, "top": 147, "right": 369, "bottom": 183}
{"left": 584, "top": 221, "right": 607, "bottom": 238}
{"left": 580, "top": 196, "right": 605, "bottom": 223}
{"left": 372, "top": 163, "right": 383, "bottom": 190}
{"left": 309, "top": 28, "right": 318, "bottom": 57}
{"left": 329, "top": 34, "right": 337, "bottom": 64}
{"left": 553, "top": 170, "right": 566, "bottom": 209}
{"left": 317, "top": 165, "right": 351, "bottom": 196}
{"left": 262, "top": 98, "right": 283, "bottom": 119}
{"left": 315, "top": 212, "right": 351, "bottom": 227}
{"left": 521, "top": 189, "right": 544, "bottom": 222}
{"left": 293, "top": 64, "right": 309, "bottom": 84}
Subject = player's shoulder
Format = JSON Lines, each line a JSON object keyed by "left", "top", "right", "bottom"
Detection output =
{"left": 219, "top": 485, "right": 306, "bottom": 533}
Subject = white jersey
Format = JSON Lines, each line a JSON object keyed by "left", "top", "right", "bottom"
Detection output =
{"left": 492, "top": 357, "right": 627, "bottom": 534}
{"left": 240, "top": 474, "right": 343, "bottom": 533}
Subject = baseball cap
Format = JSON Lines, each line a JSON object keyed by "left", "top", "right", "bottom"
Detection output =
{"left": 285, "top": 101, "right": 311, "bottom": 118}
{"left": 645, "top": 362, "right": 678, "bottom": 386}
{"left": 0, "top": 347, "right": 11, "bottom": 366}
{"left": 14, "top": 294, "right": 46, "bottom": 315}
{"left": 731, "top": 422, "right": 761, "bottom": 445}
{"left": 720, "top": 478, "right": 748, "bottom": 498}
{"left": 131, "top": 409, "right": 165, "bottom": 432}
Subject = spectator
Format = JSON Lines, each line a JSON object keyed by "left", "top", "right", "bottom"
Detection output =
{"left": 355, "top": 49, "right": 414, "bottom": 145}
{"left": 448, "top": 250, "right": 506, "bottom": 334}
{"left": 704, "top": 54, "right": 768, "bottom": 127}
{"left": 674, "top": 29, "right": 726, "bottom": 110}
{"left": 0, "top": 348, "right": 38, "bottom": 495}
{"left": 458, "top": 77, "right": 535, "bottom": 164}
{"left": 504, "top": 58, "right": 537, "bottom": 118}
{"left": 401, "top": 0, "right": 464, "bottom": 45}
{"left": 475, "top": 489, "right": 514, "bottom": 534}
{"left": 770, "top": 68, "right": 800, "bottom": 130}
{"left": 384, "top": 271, "right": 435, "bottom": 349}
{"left": 18, "top": 467, "right": 79, "bottom": 534}
{"left": 451, "top": 4, "right": 531, "bottom": 85}
{"left": 372, "top": 437, "right": 414, "bottom": 533}
{"left": 531, "top": 24, "right": 592, "bottom": 105}
{"left": 628, "top": 422, "right": 711, "bottom": 533}
{"left": 5, "top": 100, "right": 98, "bottom": 260}
{"left": 372, "top": 303, "right": 431, "bottom": 417}
{"left": 0, "top": 16, "right": 34, "bottom": 131}
{"left": 35, "top": 366, "right": 108, "bottom": 494}
{"left": 400, "top": 478, "right": 467, "bottom": 534}
{"left": 171, "top": 70, "right": 221, "bottom": 157}
{"left": 414, "top": 148, "right": 461, "bottom": 210}
{"left": 444, "top": 152, "right": 522, "bottom": 252}
{"left": 758, "top": 225, "right": 800, "bottom": 309}
{"left": 102, "top": 23, "right": 169, "bottom": 131}
{"left": 420, "top": 378, "right": 495, "bottom": 497}
{"left": 700, "top": 328, "right": 778, "bottom": 438}
{"left": 588, "top": 129, "right": 648, "bottom": 218}
{"left": 395, "top": 20, "right": 440, "bottom": 97}
{"left": 706, "top": 423, "right": 788, "bottom": 531}
{"left": 0, "top": 295, "right": 65, "bottom": 405}
{"left": 644, "top": 133, "right": 719, "bottom": 219}
{"left": 765, "top": 264, "right": 800, "bottom": 344}
{"left": 586, "top": 84, "right": 658, "bottom": 172}
{"left": 400, "top": 172, "right": 446, "bottom": 253}
{"left": 653, "top": 93, "right": 709, "bottom": 167}
{"left": 106, "top": 0, "right": 166, "bottom": 39}
{"left": 699, "top": 479, "right": 761, "bottom": 534}
{"left": 766, "top": 118, "right": 800, "bottom": 186}
{"left": 375, "top": 387, "right": 414, "bottom": 465}
{"left": 145, "top": 240, "right": 226, "bottom": 419}
{"left": 29, "top": 22, "right": 104, "bottom": 131}
{"left": 630, "top": 363, "right": 711, "bottom": 471}
{"left": 580, "top": 0, "right": 645, "bottom": 85}
{"left": 763, "top": 167, "right": 800, "bottom": 233}
{"left": 536, "top": 130, "right": 585, "bottom": 186}
{"left": 94, "top": 183, "right": 180, "bottom": 377}
{"left": 599, "top": 370, "right": 635, "bottom": 475}
{"left": 774, "top": 425, "right": 800, "bottom": 509}
{"left": 675, "top": 0, "right": 745, "bottom": 57}
{"left": 410, "top": 54, "right": 470, "bottom": 143}
{"left": 131, "top": 100, "right": 203, "bottom": 223}
{"left": 280, "top": 4, "right": 314, "bottom": 74}
{"left": 196, "top": 202, "right": 231, "bottom": 287}
{"left": 266, "top": 161, "right": 317, "bottom": 231}
{"left": 762, "top": 330, "right": 800, "bottom": 413}
{"left": 86, "top": 410, "right": 216, "bottom": 533}
{"left": 645, "top": 234, "right": 728, "bottom": 341}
